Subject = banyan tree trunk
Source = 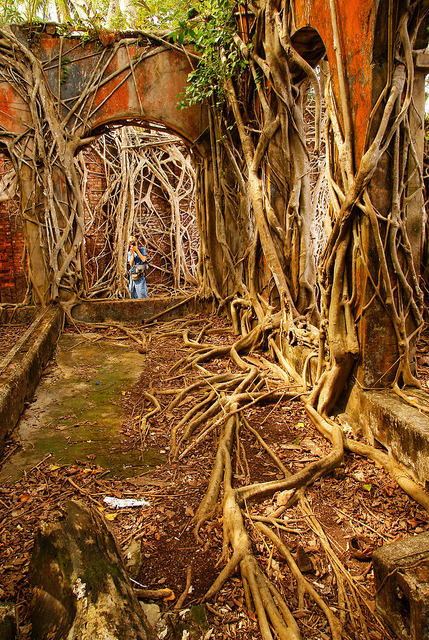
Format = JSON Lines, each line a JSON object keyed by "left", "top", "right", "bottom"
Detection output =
{"left": 28, "top": 500, "right": 156, "bottom": 640}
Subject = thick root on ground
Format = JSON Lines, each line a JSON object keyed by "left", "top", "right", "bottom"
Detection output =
{"left": 162, "top": 313, "right": 429, "bottom": 640}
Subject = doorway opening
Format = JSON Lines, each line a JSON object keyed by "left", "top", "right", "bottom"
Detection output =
{"left": 76, "top": 123, "right": 199, "bottom": 300}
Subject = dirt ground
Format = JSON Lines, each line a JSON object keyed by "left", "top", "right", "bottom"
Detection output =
{"left": 1, "top": 315, "right": 429, "bottom": 639}
{"left": 0, "top": 324, "right": 29, "bottom": 358}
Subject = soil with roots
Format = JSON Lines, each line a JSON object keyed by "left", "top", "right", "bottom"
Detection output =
{"left": 1, "top": 314, "right": 429, "bottom": 639}
{"left": 0, "top": 324, "right": 29, "bottom": 358}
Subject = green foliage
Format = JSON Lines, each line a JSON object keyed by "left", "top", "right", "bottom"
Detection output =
{"left": 131, "top": 0, "right": 191, "bottom": 30}
{"left": 108, "top": 7, "right": 126, "bottom": 29}
{"left": 173, "top": 0, "right": 247, "bottom": 108}
{"left": 60, "top": 55, "right": 70, "bottom": 83}
{"left": 0, "top": 0, "right": 109, "bottom": 28}
{"left": 0, "top": 0, "right": 246, "bottom": 108}
{"left": 0, "top": 0, "right": 25, "bottom": 24}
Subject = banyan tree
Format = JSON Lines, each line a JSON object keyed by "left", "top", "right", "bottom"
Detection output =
{"left": 0, "top": 0, "right": 428, "bottom": 638}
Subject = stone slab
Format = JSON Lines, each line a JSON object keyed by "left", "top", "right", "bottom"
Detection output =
{"left": 0, "top": 305, "right": 63, "bottom": 456}
{"left": 0, "top": 305, "right": 38, "bottom": 325}
{"left": 71, "top": 297, "right": 198, "bottom": 324}
{"left": 283, "top": 338, "right": 429, "bottom": 484}
{"left": 373, "top": 532, "right": 429, "bottom": 640}
{"left": 342, "top": 385, "right": 429, "bottom": 484}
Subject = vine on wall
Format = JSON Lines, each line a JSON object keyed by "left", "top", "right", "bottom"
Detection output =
{"left": 0, "top": 4, "right": 428, "bottom": 637}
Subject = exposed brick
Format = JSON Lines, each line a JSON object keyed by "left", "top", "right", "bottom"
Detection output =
{"left": 0, "top": 156, "right": 26, "bottom": 303}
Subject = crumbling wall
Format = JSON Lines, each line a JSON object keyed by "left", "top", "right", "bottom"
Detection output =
{"left": 0, "top": 153, "right": 26, "bottom": 304}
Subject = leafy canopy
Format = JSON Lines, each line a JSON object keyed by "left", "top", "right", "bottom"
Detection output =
{"left": 0, "top": 0, "right": 192, "bottom": 28}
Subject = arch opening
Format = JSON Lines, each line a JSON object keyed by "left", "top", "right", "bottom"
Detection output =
{"left": 77, "top": 121, "right": 199, "bottom": 300}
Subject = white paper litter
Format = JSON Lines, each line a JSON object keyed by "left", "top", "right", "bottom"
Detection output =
{"left": 103, "top": 496, "right": 150, "bottom": 509}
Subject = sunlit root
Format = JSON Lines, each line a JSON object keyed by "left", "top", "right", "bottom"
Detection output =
{"left": 139, "top": 391, "right": 161, "bottom": 449}
{"left": 298, "top": 495, "right": 372, "bottom": 637}
{"left": 345, "top": 435, "right": 429, "bottom": 514}
{"left": 176, "top": 389, "right": 299, "bottom": 461}
{"left": 192, "top": 409, "right": 238, "bottom": 541}
{"left": 169, "top": 389, "right": 218, "bottom": 458}
{"left": 236, "top": 417, "right": 344, "bottom": 504}
{"left": 255, "top": 522, "right": 343, "bottom": 640}
{"left": 203, "top": 444, "right": 301, "bottom": 640}
{"left": 269, "top": 338, "right": 306, "bottom": 388}
{"left": 167, "top": 372, "right": 242, "bottom": 410}
{"left": 306, "top": 406, "right": 429, "bottom": 514}
{"left": 392, "top": 383, "right": 429, "bottom": 414}
{"left": 170, "top": 367, "right": 260, "bottom": 459}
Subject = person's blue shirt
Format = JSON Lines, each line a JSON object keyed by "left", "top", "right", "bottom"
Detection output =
{"left": 127, "top": 246, "right": 146, "bottom": 267}
{"left": 127, "top": 244, "right": 148, "bottom": 299}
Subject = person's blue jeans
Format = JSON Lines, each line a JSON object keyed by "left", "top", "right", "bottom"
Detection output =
{"left": 129, "top": 275, "right": 148, "bottom": 299}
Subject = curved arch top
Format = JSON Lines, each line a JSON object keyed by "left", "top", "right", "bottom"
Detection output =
{"left": 2, "top": 26, "right": 209, "bottom": 152}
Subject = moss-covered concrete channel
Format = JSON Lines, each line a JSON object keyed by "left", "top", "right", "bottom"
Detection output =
{"left": 0, "top": 332, "right": 164, "bottom": 483}
{"left": 0, "top": 299, "right": 195, "bottom": 483}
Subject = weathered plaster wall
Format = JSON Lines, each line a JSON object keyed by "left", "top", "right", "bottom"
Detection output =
{"left": 293, "top": 0, "right": 376, "bottom": 165}
{"left": 0, "top": 26, "right": 209, "bottom": 303}
{"left": 4, "top": 26, "right": 208, "bottom": 149}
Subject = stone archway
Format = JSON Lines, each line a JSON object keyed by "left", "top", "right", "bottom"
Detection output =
{"left": 0, "top": 24, "right": 209, "bottom": 303}
{"left": 1, "top": 25, "right": 208, "bottom": 148}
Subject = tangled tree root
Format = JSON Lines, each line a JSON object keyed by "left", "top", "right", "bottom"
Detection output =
{"left": 66, "top": 313, "right": 429, "bottom": 639}
{"left": 156, "top": 314, "right": 422, "bottom": 640}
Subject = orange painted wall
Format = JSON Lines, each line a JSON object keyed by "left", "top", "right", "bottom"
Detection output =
{"left": 293, "top": 0, "right": 377, "bottom": 164}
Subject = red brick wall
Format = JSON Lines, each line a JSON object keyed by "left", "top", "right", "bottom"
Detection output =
{"left": 0, "top": 154, "right": 27, "bottom": 303}
{"left": 81, "top": 149, "right": 114, "bottom": 290}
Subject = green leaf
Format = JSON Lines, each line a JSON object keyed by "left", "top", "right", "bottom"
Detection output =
{"left": 363, "top": 483, "right": 372, "bottom": 492}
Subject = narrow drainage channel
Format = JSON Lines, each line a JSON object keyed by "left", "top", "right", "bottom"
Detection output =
{"left": 0, "top": 332, "right": 164, "bottom": 483}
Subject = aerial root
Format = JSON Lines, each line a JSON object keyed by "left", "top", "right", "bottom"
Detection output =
{"left": 192, "top": 409, "right": 238, "bottom": 542}
{"left": 163, "top": 312, "right": 429, "bottom": 639}
{"left": 202, "top": 448, "right": 303, "bottom": 640}
{"left": 344, "top": 434, "right": 429, "bottom": 515}
{"left": 305, "top": 405, "right": 429, "bottom": 515}
{"left": 254, "top": 523, "right": 342, "bottom": 640}
{"left": 298, "top": 494, "right": 375, "bottom": 640}
{"left": 392, "top": 382, "right": 429, "bottom": 414}
{"left": 139, "top": 390, "right": 161, "bottom": 449}
{"left": 192, "top": 395, "right": 349, "bottom": 640}
{"left": 235, "top": 416, "right": 344, "bottom": 505}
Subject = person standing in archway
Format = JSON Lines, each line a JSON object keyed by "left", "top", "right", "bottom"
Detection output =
{"left": 127, "top": 236, "right": 148, "bottom": 299}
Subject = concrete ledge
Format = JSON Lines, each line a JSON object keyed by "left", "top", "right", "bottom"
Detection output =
{"left": 373, "top": 531, "right": 429, "bottom": 640}
{"left": 0, "top": 305, "right": 63, "bottom": 456}
{"left": 282, "top": 338, "right": 429, "bottom": 485}
{"left": 71, "top": 296, "right": 199, "bottom": 324}
{"left": 0, "top": 305, "right": 38, "bottom": 324}
{"left": 342, "top": 385, "right": 429, "bottom": 484}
